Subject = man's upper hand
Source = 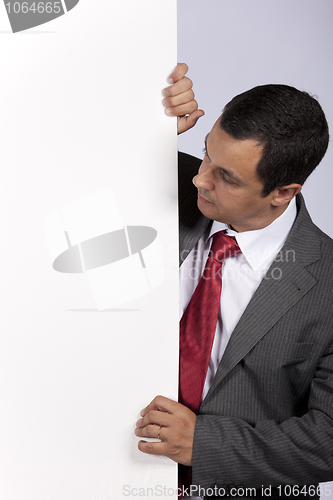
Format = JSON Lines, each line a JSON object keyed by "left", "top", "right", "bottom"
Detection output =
{"left": 135, "top": 395, "right": 196, "bottom": 466}
{"left": 163, "top": 63, "right": 204, "bottom": 135}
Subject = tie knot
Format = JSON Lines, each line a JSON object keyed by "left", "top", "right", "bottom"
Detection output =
{"left": 210, "top": 231, "right": 241, "bottom": 263}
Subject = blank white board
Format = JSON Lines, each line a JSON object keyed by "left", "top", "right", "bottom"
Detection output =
{"left": 0, "top": 1, "right": 178, "bottom": 499}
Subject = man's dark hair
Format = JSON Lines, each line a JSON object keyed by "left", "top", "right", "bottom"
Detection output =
{"left": 220, "top": 84, "right": 329, "bottom": 196}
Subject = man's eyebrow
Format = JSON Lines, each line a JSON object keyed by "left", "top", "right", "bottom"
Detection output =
{"left": 204, "top": 132, "right": 244, "bottom": 184}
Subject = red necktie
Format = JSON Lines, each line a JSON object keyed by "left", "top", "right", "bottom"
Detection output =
{"left": 179, "top": 231, "right": 241, "bottom": 413}
{"left": 178, "top": 231, "right": 241, "bottom": 498}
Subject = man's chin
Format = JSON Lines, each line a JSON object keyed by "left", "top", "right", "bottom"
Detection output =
{"left": 197, "top": 198, "right": 215, "bottom": 219}
{"left": 197, "top": 199, "right": 231, "bottom": 225}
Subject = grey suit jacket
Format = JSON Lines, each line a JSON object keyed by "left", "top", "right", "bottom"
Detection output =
{"left": 178, "top": 152, "right": 333, "bottom": 495}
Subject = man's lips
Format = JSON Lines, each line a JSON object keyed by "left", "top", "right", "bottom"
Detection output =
{"left": 197, "top": 191, "right": 213, "bottom": 204}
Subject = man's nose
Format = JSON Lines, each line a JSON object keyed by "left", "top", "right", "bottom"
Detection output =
{"left": 192, "top": 164, "right": 214, "bottom": 191}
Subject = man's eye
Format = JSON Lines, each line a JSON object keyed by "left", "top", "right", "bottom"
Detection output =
{"left": 220, "top": 172, "right": 233, "bottom": 184}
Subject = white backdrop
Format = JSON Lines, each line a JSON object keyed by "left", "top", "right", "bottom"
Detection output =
{"left": 0, "top": 1, "right": 178, "bottom": 499}
{"left": 178, "top": 0, "right": 333, "bottom": 497}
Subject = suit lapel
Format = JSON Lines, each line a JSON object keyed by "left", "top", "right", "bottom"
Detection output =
{"left": 179, "top": 215, "right": 211, "bottom": 265}
{"left": 202, "top": 193, "right": 321, "bottom": 405}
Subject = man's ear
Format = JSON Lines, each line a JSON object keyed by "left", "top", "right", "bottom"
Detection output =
{"left": 271, "top": 184, "right": 302, "bottom": 206}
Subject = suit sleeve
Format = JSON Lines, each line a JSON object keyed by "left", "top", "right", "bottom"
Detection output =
{"left": 192, "top": 337, "right": 333, "bottom": 489}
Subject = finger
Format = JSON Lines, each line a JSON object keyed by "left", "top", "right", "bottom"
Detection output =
{"left": 167, "top": 62, "right": 188, "bottom": 84}
{"left": 178, "top": 109, "right": 205, "bottom": 132}
{"left": 138, "top": 439, "right": 169, "bottom": 456}
{"left": 186, "top": 109, "right": 205, "bottom": 123}
{"left": 136, "top": 410, "right": 172, "bottom": 430}
{"left": 162, "top": 89, "right": 195, "bottom": 109}
{"left": 135, "top": 423, "right": 167, "bottom": 440}
{"left": 163, "top": 76, "right": 193, "bottom": 98}
{"left": 165, "top": 100, "right": 199, "bottom": 117}
{"left": 140, "top": 395, "right": 180, "bottom": 417}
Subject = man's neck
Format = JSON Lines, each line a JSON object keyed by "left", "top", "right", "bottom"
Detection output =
{"left": 230, "top": 202, "right": 290, "bottom": 233}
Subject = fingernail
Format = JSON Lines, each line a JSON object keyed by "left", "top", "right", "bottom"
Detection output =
{"left": 168, "top": 77, "right": 174, "bottom": 84}
{"left": 136, "top": 418, "right": 142, "bottom": 427}
{"left": 162, "top": 89, "right": 169, "bottom": 97}
{"left": 165, "top": 108, "right": 173, "bottom": 116}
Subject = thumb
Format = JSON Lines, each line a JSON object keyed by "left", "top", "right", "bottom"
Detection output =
{"left": 178, "top": 109, "right": 205, "bottom": 134}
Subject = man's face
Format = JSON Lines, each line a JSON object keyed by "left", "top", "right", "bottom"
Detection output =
{"left": 193, "top": 118, "right": 280, "bottom": 232}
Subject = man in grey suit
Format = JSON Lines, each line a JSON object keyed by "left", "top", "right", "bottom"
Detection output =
{"left": 135, "top": 64, "right": 333, "bottom": 499}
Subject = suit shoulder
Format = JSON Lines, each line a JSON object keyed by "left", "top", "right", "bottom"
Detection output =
{"left": 294, "top": 194, "right": 333, "bottom": 260}
{"left": 306, "top": 214, "right": 333, "bottom": 254}
{"left": 178, "top": 151, "right": 202, "bottom": 190}
{"left": 303, "top": 219, "right": 333, "bottom": 285}
{"left": 313, "top": 225, "right": 333, "bottom": 247}
{"left": 178, "top": 151, "right": 202, "bottom": 169}
{"left": 178, "top": 152, "right": 203, "bottom": 225}
{"left": 316, "top": 228, "right": 333, "bottom": 269}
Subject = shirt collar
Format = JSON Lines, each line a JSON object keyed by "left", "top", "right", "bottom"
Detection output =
{"left": 207, "top": 197, "right": 297, "bottom": 271}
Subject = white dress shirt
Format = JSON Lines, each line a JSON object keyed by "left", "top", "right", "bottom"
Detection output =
{"left": 180, "top": 198, "right": 297, "bottom": 500}
{"left": 180, "top": 197, "right": 297, "bottom": 402}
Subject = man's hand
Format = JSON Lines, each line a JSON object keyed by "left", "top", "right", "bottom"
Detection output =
{"left": 163, "top": 63, "right": 204, "bottom": 135}
{"left": 135, "top": 395, "right": 196, "bottom": 466}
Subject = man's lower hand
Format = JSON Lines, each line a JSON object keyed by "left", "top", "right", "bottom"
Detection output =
{"left": 135, "top": 395, "right": 196, "bottom": 466}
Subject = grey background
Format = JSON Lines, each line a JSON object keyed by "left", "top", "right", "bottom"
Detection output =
{"left": 177, "top": 0, "right": 333, "bottom": 238}
{"left": 177, "top": 0, "right": 333, "bottom": 496}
